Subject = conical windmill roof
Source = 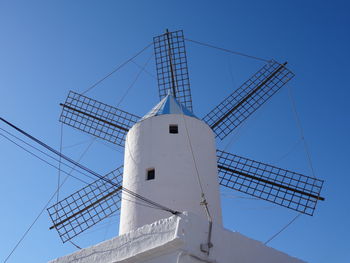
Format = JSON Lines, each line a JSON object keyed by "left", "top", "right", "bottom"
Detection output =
{"left": 140, "top": 94, "right": 197, "bottom": 121}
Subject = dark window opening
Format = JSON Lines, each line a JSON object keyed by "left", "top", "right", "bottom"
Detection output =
{"left": 146, "top": 168, "right": 155, "bottom": 181}
{"left": 169, "top": 124, "right": 178, "bottom": 134}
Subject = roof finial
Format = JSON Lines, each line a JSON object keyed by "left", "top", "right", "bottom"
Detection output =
{"left": 167, "top": 89, "right": 174, "bottom": 96}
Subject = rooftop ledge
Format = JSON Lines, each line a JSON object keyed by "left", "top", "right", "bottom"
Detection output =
{"left": 49, "top": 212, "right": 305, "bottom": 263}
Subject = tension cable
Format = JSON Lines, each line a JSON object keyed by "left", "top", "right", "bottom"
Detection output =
{"left": 81, "top": 43, "right": 153, "bottom": 95}
{"left": 0, "top": 117, "right": 179, "bottom": 216}
{"left": 185, "top": 38, "right": 270, "bottom": 63}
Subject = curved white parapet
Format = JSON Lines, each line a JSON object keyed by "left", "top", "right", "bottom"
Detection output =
{"left": 119, "top": 114, "right": 223, "bottom": 235}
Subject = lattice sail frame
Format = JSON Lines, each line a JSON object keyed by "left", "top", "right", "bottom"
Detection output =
{"left": 217, "top": 150, "right": 324, "bottom": 216}
{"left": 60, "top": 91, "right": 140, "bottom": 147}
{"left": 203, "top": 60, "right": 295, "bottom": 140}
{"left": 153, "top": 30, "right": 193, "bottom": 111}
{"left": 47, "top": 167, "right": 123, "bottom": 243}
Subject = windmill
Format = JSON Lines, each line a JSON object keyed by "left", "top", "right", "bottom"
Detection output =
{"left": 47, "top": 29, "right": 325, "bottom": 244}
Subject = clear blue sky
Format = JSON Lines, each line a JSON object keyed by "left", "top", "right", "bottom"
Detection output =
{"left": 0, "top": 1, "right": 349, "bottom": 262}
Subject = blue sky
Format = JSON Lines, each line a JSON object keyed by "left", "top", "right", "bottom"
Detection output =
{"left": 0, "top": 1, "right": 349, "bottom": 262}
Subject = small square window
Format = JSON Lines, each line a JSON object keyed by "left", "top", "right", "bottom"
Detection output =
{"left": 146, "top": 168, "right": 155, "bottom": 181}
{"left": 169, "top": 124, "right": 178, "bottom": 134}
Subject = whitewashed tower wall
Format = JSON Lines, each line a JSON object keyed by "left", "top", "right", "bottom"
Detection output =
{"left": 119, "top": 109, "right": 222, "bottom": 234}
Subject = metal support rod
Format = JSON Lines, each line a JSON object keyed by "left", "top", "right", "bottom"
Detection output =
{"left": 200, "top": 196, "right": 213, "bottom": 255}
{"left": 211, "top": 62, "right": 288, "bottom": 129}
{"left": 218, "top": 165, "right": 325, "bottom": 201}
{"left": 165, "top": 29, "right": 177, "bottom": 97}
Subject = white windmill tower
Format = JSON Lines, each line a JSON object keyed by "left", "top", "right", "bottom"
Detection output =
{"left": 47, "top": 30, "right": 324, "bottom": 263}
{"left": 119, "top": 93, "right": 223, "bottom": 235}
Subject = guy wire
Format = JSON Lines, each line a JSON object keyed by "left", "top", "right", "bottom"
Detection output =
{"left": 264, "top": 213, "right": 301, "bottom": 245}
{"left": 0, "top": 131, "right": 90, "bottom": 184}
{"left": 1, "top": 143, "right": 93, "bottom": 263}
{"left": 81, "top": 43, "right": 153, "bottom": 95}
{"left": 287, "top": 86, "right": 317, "bottom": 178}
{"left": 0, "top": 127, "right": 94, "bottom": 181}
{"left": 0, "top": 117, "right": 179, "bottom": 216}
{"left": 185, "top": 38, "right": 270, "bottom": 63}
{"left": 56, "top": 123, "right": 63, "bottom": 206}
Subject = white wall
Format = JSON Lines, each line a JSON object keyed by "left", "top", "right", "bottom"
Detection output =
{"left": 119, "top": 114, "right": 222, "bottom": 234}
{"left": 49, "top": 212, "right": 305, "bottom": 263}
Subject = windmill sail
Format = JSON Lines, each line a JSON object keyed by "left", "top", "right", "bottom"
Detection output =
{"left": 203, "top": 60, "right": 294, "bottom": 140}
{"left": 60, "top": 91, "right": 140, "bottom": 147}
{"left": 47, "top": 167, "right": 123, "bottom": 243}
{"left": 217, "top": 149, "right": 324, "bottom": 216}
{"left": 153, "top": 29, "right": 193, "bottom": 111}
{"left": 53, "top": 31, "right": 324, "bottom": 241}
